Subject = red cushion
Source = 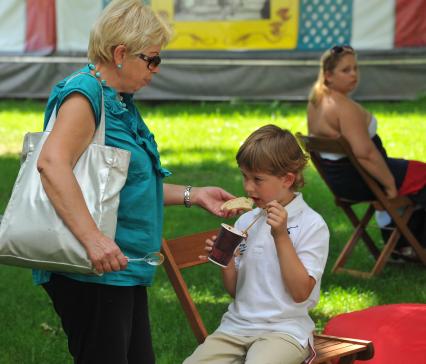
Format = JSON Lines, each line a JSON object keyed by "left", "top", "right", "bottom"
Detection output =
{"left": 323, "top": 304, "right": 426, "bottom": 364}
{"left": 399, "top": 160, "right": 426, "bottom": 195}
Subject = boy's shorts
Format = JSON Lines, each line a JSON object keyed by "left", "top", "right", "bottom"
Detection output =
{"left": 183, "top": 331, "right": 310, "bottom": 364}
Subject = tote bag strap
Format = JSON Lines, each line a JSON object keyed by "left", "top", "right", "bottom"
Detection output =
{"left": 45, "top": 72, "right": 106, "bottom": 146}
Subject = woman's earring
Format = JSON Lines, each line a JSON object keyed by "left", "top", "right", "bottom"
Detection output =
{"left": 117, "top": 64, "right": 123, "bottom": 70}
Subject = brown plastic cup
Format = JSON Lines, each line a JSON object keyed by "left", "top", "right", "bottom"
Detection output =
{"left": 208, "top": 223, "right": 246, "bottom": 267}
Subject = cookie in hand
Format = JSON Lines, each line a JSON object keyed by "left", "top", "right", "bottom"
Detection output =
{"left": 220, "top": 197, "right": 254, "bottom": 211}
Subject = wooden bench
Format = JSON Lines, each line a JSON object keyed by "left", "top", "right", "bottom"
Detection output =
{"left": 312, "top": 334, "right": 373, "bottom": 363}
{"left": 161, "top": 229, "right": 374, "bottom": 363}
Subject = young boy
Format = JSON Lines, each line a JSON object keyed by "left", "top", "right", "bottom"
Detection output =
{"left": 184, "top": 124, "right": 329, "bottom": 364}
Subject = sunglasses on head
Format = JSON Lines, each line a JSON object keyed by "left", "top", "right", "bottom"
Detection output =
{"left": 138, "top": 53, "right": 161, "bottom": 70}
{"left": 330, "top": 45, "right": 354, "bottom": 54}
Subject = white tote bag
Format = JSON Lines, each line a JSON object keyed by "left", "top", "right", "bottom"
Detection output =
{"left": 0, "top": 75, "right": 130, "bottom": 274}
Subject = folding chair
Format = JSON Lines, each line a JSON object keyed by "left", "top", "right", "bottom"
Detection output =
{"left": 161, "top": 229, "right": 374, "bottom": 363}
{"left": 296, "top": 133, "right": 426, "bottom": 278}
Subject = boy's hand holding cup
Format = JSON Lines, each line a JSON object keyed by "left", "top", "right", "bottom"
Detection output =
{"left": 205, "top": 197, "right": 254, "bottom": 267}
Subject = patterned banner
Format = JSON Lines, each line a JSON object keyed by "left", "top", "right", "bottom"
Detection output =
{"left": 297, "top": 0, "right": 352, "bottom": 50}
{"left": 151, "top": 0, "right": 299, "bottom": 50}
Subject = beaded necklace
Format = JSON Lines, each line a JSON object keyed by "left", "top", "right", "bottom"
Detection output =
{"left": 88, "top": 63, "right": 127, "bottom": 110}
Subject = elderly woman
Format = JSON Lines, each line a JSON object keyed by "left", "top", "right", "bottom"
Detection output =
{"left": 35, "top": 1, "right": 236, "bottom": 363}
{"left": 307, "top": 45, "right": 426, "bottom": 257}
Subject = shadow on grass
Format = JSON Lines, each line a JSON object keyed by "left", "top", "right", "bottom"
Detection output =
{"left": 0, "top": 99, "right": 45, "bottom": 114}
{"left": 138, "top": 100, "right": 307, "bottom": 118}
{"left": 1, "top": 147, "right": 425, "bottom": 364}
{"left": 1, "top": 99, "right": 425, "bottom": 121}
{"left": 135, "top": 98, "right": 426, "bottom": 118}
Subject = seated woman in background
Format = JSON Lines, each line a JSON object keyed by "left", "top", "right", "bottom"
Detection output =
{"left": 306, "top": 45, "right": 426, "bottom": 257}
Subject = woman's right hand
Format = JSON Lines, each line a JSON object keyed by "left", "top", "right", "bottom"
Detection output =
{"left": 385, "top": 185, "right": 398, "bottom": 199}
{"left": 85, "top": 233, "right": 128, "bottom": 274}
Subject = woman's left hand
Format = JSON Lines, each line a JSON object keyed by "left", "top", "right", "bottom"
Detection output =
{"left": 191, "top": 187, "right": 237, "bottom": 217}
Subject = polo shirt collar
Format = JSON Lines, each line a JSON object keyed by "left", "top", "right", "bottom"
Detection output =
{"left": 284, "top": 192, "right": 305, "bottom": 218}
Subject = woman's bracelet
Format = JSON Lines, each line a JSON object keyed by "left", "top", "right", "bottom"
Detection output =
{"left": 183, "top": 185, "right": 192, "bottom": 208}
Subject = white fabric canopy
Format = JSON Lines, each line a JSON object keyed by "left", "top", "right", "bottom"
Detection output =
{"left": 0, "top": 0, "right": 25, "bottom": 53}
{"left": 352, "top": 0, "right": 395, "bottom": 50}
{"left": 56, "top": 0, "right": 103, "bottom": 53}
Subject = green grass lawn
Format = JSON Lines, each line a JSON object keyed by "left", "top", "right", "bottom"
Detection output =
{"left": 0, "top": 99, "right": 425, "bottom": 363}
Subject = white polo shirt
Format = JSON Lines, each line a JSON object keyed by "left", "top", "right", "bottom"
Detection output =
{"left": 217, "top": 193, "right": 329, "bottom": 348}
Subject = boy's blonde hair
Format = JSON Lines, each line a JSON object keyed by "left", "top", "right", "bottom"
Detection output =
{"left": 308, "top": 46, "right": 356, "bottom": 106}
{"left": 88, "top": 0, "right": 172, "bottom": 63}
{"left": 236, "top": 124, "right": 308, "bottom": 190}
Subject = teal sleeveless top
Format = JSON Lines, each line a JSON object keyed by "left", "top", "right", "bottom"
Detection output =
{"left": 33, "top": 66, "right": 171, "bottom": 286}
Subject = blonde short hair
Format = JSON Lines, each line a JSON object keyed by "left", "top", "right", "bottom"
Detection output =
{"left": 88, "top": 0, "right": 172, "bottom": 63}
{"left": 308, "top": 46, "right": 356, "bottom": 105}
{"left": 236, "top": 124, "right": 308, "bottom": 190}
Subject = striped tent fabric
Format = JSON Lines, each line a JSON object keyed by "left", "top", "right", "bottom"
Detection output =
{"left": 0, "top": 0, "right": 425, "bottom": 54}
{"left": 395, "top": 0, "right": 426, "bottom": 47}
{"left": 0, "top": 0, "right": 56, "bottom": 55}
{"left": 25, "top": 0, "right": 56, "bottom": 53}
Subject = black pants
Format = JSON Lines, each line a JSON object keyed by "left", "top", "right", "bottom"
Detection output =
{"left": 43, "top": 274, "right": 155, "bottom": 364}
{"left": 318, "top": 140, "right": 426, "bottom": 249}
